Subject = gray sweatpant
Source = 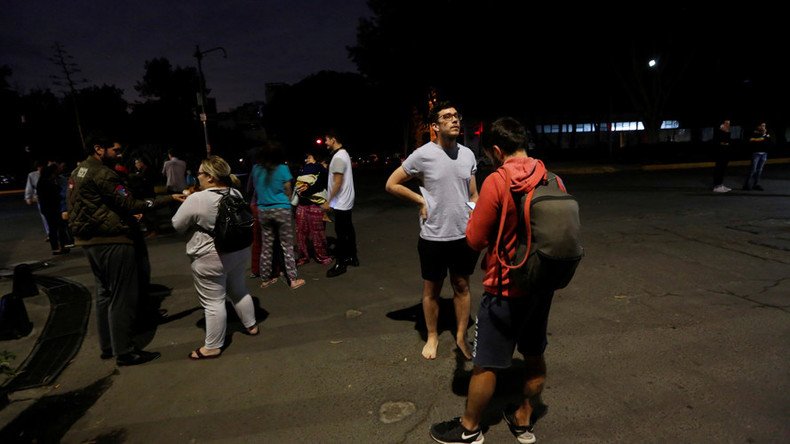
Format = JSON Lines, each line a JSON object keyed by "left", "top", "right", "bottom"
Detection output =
{"left": 190, "top": 248, "right": 257, "bottom": 349}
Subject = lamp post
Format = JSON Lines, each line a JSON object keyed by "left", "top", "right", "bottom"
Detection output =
{"left": 193, "top": 45, "right": 227, "bottom": 158}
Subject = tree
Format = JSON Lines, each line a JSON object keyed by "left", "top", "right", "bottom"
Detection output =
{"left": 131, "top": 58, "right": 203, "bottom": 155}
{"left": 264, "top": 71, "right": 399, "bottom": 159}
{"left": 50, "top": 42, "right": 88, "bottom": 151}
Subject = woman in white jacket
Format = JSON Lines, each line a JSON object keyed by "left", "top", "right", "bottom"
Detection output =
{"left": 172, "top": 155, "right": 258, "bottom": 360}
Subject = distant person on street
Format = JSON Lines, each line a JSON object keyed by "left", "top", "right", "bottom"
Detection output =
{"left": 162, "top": 148, "right": 187, "bottom": 193}
{"left": 743, "top": 122, "right": 771, "bottom": 191}
{"left": 251, "top": 141, "right": 305, "bottom": 290}
{"left": 68, "top": 134, "right": 185, "bottom": 366}
{"left": 36, "top": 163, "right": 70, "bottom": 255}
{"left": 294, "top": 149, "right": 332, "bottom": 266}
{"left": 712, "top": 119, "right": 732, "bottom": 193}
{"left": 323, "top": 129, "right": 358, "bottom": 278}
{"left": 24, "top": 160, "right": 49, "bottom": 241}
{"left": 171, "top": 155, "right": 259, "bottom": 360}
{"left": 385, "top": 101, "right": 479, "bottom": 360}
{"left": 430, "top": 117, "right": 556, "bottom": 444}
{"left": 129, "top": 157, "right": 159, "bottom": 236}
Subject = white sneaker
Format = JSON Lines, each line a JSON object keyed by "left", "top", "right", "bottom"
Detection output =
{"left": 713, "top": 185, "right": 731, "bottom": 193}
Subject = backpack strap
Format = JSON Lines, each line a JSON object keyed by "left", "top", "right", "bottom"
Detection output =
{"left": 197, "top": 188, "right": 231, "bottom": 236}
{"left": 491, "top": 166, "right": 549, "bottom": 296}
{"left": 493, "top": 167, "right": 533, "bottom": 270}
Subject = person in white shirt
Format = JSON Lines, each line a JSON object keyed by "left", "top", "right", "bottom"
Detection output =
{"left": 162, "top": 149, "right": 187, "bottom": 193}
{"left": 322, "top": 130, "right": 359, "bottom": 278}
{"left": 172, "top": 155, "right": 258, "bottom": 360}
{"left": 385, "top": 101, "right": 479, "bottom": 361}
{"left": 24, "top": 160, "right": 50, "bottom": 240}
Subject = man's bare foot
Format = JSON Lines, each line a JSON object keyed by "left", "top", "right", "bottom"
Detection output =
{"left": 422, "top": 336, "right": 439, "bottom": 359}
{"left": 456, "top": 338, "right": 472, "bottom": 360}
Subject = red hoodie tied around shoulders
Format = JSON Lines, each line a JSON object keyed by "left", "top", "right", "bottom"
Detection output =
{"left": 466, "top": 156, "right": 553, "bottom": 298}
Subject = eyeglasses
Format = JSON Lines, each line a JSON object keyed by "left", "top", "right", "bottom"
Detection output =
{"left": 437, "top": 112, "right": 462, "bottom": 122}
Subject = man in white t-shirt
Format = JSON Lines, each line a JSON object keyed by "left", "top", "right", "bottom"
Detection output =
{"left": 385, "top": 101, "right": 479, "bottom": 360}
{"left": 162, "top": 149, "right": 187, "bottom": 193}
{"left": 322, "top": 130, "right": 358, "bottom": 278}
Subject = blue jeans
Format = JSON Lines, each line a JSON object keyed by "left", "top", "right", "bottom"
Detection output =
{"left": 744, "top": 152, "right": 767, "bottom": 189}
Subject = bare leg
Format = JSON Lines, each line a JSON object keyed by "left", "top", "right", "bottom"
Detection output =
{"left": 514, "top": 354, "right": 547, "bottom": 426}
{"left": 450, "top": 273, "right": 472, "bottom": 359}
{"left": 422, "top": 279, "right": 442, "bottom": 359}
{"left": 461, "top": 366, "right": 496, "bottom": 431}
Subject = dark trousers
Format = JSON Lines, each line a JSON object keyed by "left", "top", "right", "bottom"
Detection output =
{"left": 712, "top": 148, "right": 729, "bottom": 186}
{"left": 333, "top": 209, "right": 357, "bottom": 261}
{"left": 84, "top": 243, "right": 139, "bottom": 356}
{"left": 43, "top": 211, "right": 69, "bottom": 251}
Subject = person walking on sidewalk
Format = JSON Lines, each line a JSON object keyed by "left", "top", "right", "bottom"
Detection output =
{"left": 711, "top": 119, "right": 732, "bottom": 193}
{"left": 322, "top": 129, "right": 359, "bottom": 278}
{"left": 171, "top": 155, "right": 259, "bottom": 360}
{"left": 68, "top": 134, "right": 186, "bottom": 366}
{"left": 385, "top": 101, "right": 479, "bottom": 360}
{"left": 24, "top": 160, "right": 50, "bottom": 241}
{"left": 743, "top": 122, "right": 771, "bottom": 191}
{"left": 430, "top": 117, "right": 554, "bottom": 444}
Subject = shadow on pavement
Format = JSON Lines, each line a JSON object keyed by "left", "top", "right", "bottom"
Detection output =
{"left": 0, "top": 373, "right": 116, "bottom": 443}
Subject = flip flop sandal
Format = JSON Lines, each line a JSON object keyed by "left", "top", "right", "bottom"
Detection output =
{"left": 289, "top": 279, "right": 306, "bottom": 290}
{"left": 260, "top": 277, "right": 279, "bottom": 289}
{"left": 189, "top": 348, "right": 221, "bottom": 360}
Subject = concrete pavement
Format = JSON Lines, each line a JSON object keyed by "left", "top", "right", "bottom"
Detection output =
{"left": 1, "top": 159, "right": 789, "bottom": 443}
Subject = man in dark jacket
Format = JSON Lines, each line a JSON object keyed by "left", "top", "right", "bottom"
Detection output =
{"left": 68, "top": 135, "right": 186, "bottom": 366}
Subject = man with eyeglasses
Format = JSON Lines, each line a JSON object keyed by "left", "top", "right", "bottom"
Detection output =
{"left": 386, "top": 101, "right": 479, "bottom": 361}
{"left": 68, "top": 133, "right": 186, "bottom": 366}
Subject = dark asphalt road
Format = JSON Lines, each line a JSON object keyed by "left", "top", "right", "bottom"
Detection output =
{"left": 1, "top": 161, "right": 788, "bottom": 443}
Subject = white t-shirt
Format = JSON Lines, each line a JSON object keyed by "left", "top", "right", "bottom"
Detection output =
{"left": 401, "top": 142, "right": 477, "bottom": 241}
{"left": 327, "top": 148, "right": 355, "bottom": 211}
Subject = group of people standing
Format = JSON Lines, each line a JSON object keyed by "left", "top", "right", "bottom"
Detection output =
{"left": 247, "top": 129, "right": 359, "bottom": 292}
{"left": 57, "top": 100, "right": 569, "bottom": 443}
{"left": 386, "top": 101, "right": 557, "bottom": 444}
{"left": 712, "top": 120, "right": 773, "bottom": 193}
{"left": 24, "top": 160, "right": 74, "bottom": 255}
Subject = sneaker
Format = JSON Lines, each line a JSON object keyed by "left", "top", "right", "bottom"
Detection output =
{"left": 502, "top": 409, "right": 536, "bottom": 444}
{"left": 503, "top": 403, "right": 548, "bottom": 444}
{"left": 429, "top": 417, "right": 484, "bottom": 444}
{"left": 712, "top": 185, "right": 731, "bottom": 193}
{"left": 326, "top": 262, "right": 347, "bottom": 278}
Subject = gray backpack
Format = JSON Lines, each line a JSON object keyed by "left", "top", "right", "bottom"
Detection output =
{"left": 494, "top": 169, "right": 583, "bottom": 295}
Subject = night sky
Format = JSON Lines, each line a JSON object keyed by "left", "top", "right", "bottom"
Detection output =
{"left": 1, "top": 0, "right": 371, "bottom": 111}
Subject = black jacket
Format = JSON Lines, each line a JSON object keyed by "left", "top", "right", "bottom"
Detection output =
{"left": 67, "top": 156, "right": 172, "bottom": 245}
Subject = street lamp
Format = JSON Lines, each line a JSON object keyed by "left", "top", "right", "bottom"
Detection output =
{"left": 193, "top": 44, "right": 227, "bottom": 158}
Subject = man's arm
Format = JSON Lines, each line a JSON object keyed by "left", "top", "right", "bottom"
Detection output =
{"left": 321, "top": 172, "right": 344, "bottom": 211}
{"left": 24, "top": 174, "right": 35, "bottom": 204}
{"left": 385, "top": 166, "right": 427, "bottom": 219}
{"left": 468, "top": 175, "right": 479, "bottom": 203}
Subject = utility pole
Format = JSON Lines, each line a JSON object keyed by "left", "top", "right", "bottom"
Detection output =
{"left": 50, "top": 42, "right": 87, "bottom": 152}
{"left": 193, "top": 45, "right": 227, "bottom": 158}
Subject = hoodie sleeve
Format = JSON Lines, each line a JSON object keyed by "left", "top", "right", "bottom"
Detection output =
{"left": 466, "top": 172, "right": 504, "bottom": 251}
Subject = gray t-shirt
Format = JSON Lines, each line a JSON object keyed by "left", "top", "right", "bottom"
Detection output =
{"left": 401, "top": 142, "right": 477, "bottom": 241}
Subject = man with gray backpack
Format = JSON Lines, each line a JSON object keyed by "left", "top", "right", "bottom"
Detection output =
{"left": 431, "top": 117, "right": 583, "bottom": 444}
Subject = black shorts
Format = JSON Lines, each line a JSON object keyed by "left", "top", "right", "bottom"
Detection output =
{"left": 472, "top": 291, "right": 554, "bottom": 369}
{"left": 417, "top": 237, "right": 480, "bottom": 282}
